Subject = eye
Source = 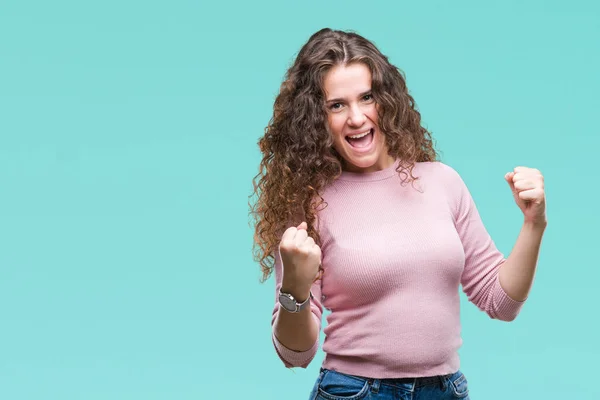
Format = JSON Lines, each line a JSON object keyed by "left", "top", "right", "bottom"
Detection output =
{"left": 362, "top": 93, "right": 374, "bottom": 102}
{"left": 329, "top": 102, "right": 343, "bottom": 111}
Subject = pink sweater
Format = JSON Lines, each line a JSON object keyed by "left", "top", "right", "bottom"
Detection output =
{"left": 271, "top": 160, "right": 525, "bottom": 379}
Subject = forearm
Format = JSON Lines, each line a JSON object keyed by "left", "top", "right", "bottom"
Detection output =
{"left": 499, "top": 220, "right": 547, "bottom": 302}
{"left": 273, "top": 299, "right": 319, "bottom": 352}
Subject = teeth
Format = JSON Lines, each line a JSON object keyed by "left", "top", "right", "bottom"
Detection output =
{"left": 348, "top": 129, "right": 371, "bottom": 139}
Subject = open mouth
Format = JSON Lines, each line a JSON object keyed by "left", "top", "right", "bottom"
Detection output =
{"left": 345, "top": 128, "right": 374, "bottom": 149}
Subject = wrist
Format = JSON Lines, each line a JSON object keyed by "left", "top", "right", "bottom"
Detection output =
{"left": 280, "top": 283, "right": 311, "bottom": 303}
{"left": 278, "top": 290, "right": 313, "bottom": 314}
{"left": 523, "top": 218, "right": 547, "bottom": 231}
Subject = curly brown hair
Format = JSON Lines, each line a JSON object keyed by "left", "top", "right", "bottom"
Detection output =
{"left": 249, "top": 28, "right": 439, "bottom": 282}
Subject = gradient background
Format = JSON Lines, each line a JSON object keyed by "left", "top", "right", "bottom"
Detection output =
{"left": 1, "top": 0, "right": 598, "bottom": 399}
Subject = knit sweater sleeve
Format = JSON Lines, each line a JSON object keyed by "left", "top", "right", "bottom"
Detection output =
{"left": 442, "top": 163, "right": 525, "bottom": 321}
{"left": 271, "top": 245, "right": 324, "bottom": 368}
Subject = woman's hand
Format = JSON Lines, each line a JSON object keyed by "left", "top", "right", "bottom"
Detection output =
{"left": 279, "top": 221, "right": 322, "bottom": 300}
{"left": 505, "top": 166, "right": 546, "bottom": 227}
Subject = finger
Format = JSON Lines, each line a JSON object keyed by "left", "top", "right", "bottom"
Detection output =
{"left": 293, "top": 228, "right": 308, "bottom": 246}
{"left": 281, "top": 225, "right": 300, "bottom": 243}
{"left": 505, "top": 172, "right": 517, "bottom": 193}
{"left": 281, "top": 221, "right": 308, "bottom": 242}
{"left": 303, "top": 236, "right": 315, "bottom": 247}
{"left": 518, "top": 188, "right": 545, "bottom": 202}
{"left": 513, "top": 171, "right": 542, "bottom": 182}
{"left": 512, "top": 172, "right": 532, "bottom": 182}
{"left": 513, "top": 179, "right": 537, "bottom": 191}
{"left": 515, "top": 166, "right": 541, "bottom": 174}
{"left": 314, "top": 244, "right": 322, "bottom": 260}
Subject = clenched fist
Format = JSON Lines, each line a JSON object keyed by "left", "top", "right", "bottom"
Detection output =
{"left": 505, "top": 166, "right": 547, "bottom": 226}
{"left": 279, "top": 221, "right": 322, "bottom": 301}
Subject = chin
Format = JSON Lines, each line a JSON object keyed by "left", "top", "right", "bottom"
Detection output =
{"left": 342, "top": 157, "right": 380, "bottom": 173}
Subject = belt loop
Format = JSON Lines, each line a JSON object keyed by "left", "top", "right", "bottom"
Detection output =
{"left": 439, "top": 374, "right": 448, "bottom": 391}
{"left": 370, "top": 379, "right": 381, "bottom": 394}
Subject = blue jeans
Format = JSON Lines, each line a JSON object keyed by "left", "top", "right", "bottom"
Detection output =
{"left": 309, "top": 368, "right": 470, "bottom": 400}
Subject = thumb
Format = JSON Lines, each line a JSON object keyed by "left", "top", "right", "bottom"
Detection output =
{"left": 297, "top": 221, "right": 307, "bottom": 230}
{"left": 505, "top": 172, "right": 517, "bottom": 194}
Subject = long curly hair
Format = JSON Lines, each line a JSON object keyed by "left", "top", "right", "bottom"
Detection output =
{"left": 249, "top": 28, "right": 439, "bottom": 282}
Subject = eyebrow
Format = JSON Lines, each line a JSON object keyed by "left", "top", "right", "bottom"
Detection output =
{"left": 325, "top": 90, "right": 372, "bottom": 104}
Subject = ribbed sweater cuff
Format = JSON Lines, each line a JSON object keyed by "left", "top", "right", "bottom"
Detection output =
{"left": 272, "top": 320, "right": 319, "bottom": 368}
{"left": 491, "top": 277, "right": 527, "bottom": 320}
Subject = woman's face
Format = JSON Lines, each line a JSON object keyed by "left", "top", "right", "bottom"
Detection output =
{"left": 323, "top": 62, "right": 395, "bottom": 173}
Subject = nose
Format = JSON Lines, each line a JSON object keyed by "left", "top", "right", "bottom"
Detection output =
{"left": 347, "top": 104, "right": 367, "bottom": 127}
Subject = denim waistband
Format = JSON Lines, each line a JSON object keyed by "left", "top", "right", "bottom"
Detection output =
{"left": 320, "top": 367, "right": 454, "bottom": 390}
{"left": 384, "top": 373, "right": 453, "bottom": 388}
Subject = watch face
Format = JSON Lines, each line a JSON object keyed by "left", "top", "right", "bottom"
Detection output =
{"left": 279, "top": 294, "right": 297, "bottom": 312}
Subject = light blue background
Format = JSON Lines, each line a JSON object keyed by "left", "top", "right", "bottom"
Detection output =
{"left": 1, "top": 0, "right": 598, "bottom": 399}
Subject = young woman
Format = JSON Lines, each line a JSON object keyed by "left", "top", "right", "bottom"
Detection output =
{"left": 250, "top": 28, "right": 546, "bottom": 400}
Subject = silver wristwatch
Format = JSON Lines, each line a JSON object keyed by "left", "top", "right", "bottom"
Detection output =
{"left": 278, "top": 290, "right": 313, "bottom": 313}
